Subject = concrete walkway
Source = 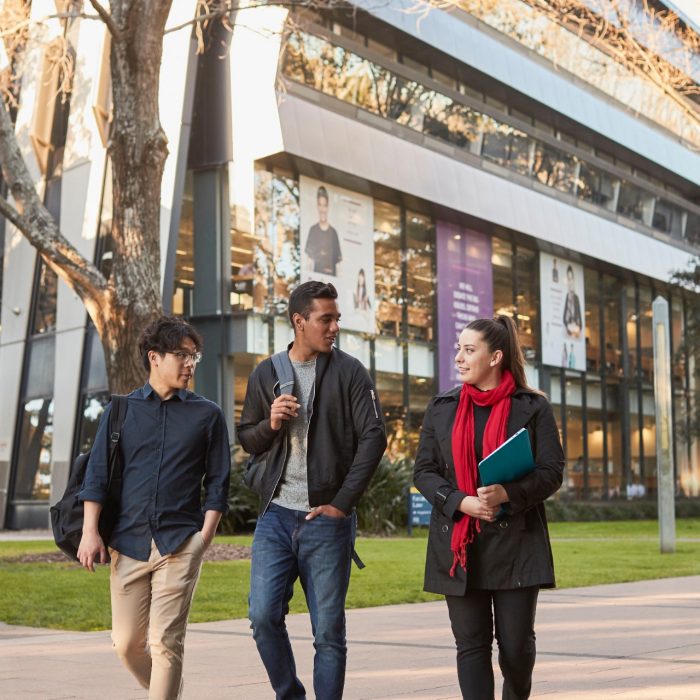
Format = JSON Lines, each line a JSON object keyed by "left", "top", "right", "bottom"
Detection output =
{"left": 1, "top": 576, "right": 698, "bottom": 699}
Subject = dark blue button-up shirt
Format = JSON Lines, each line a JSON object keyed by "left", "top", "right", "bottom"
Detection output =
{"left": 79, "top": 383, "right": 231, "bottom": 561}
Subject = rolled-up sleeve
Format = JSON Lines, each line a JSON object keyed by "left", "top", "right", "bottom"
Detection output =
{"left": 78, "top": 402, "right": 112, "bottom": 504}
{"left": 202, "top": 408, "right": 232, "bottom": 513}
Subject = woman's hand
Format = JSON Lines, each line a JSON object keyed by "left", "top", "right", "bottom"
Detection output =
{"left": 477, "top": 484, "right": 509, "bottom": 509}
{"left": 459, "top": 496, "right": 497, "bottom": 522}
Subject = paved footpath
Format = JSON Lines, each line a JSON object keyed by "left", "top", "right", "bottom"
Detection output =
{"left": 1, "top": 575, "right": 698, "bottom": 699}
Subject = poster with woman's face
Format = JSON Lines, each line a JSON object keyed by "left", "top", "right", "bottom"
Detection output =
{"left": 300, "top": 176, "right": 375, "bottom": 333}
{"left": 540, "top": 253, "right": 586, "bottom": 370}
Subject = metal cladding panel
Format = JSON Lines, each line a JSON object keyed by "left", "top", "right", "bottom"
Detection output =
{"left": 351, "top": 0, "right": 700, "bottom": 186}
{"left": 278, "top": 95, "right": 692, "bottom": 282}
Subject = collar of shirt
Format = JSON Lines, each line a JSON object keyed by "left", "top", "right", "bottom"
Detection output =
{"left": 142, "top": 382, "right": 188, "bottom": 402}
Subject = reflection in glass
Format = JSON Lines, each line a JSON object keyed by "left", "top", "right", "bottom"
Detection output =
{"left": 638, "top": 287, "right": 653, "bottom": 385}
{"left": 13, "top": 398, "right": 54, "bottom": 500}
{"left": 514, "top": 247, "right": 537, "bottom": 362}
{"left": 584, "top": 269, "right": 601, "bottom": 374}
{"left": 406, "top": 211, "right": 434, "bottom": 341}
{"left": 652, "top": 198, "right": 683, "bottom": 238}
{"left": 492, "top": 237, "right": 513, "bottom": 320}
{"left": 373, "top": 201, "right": 402, "bottom": 338}
{"left": 248, "top": 168, "right": 300, "bottom": 313}
{"left": 75, "top": 392, "right": 110, "bottom": 456}
{"left": 172, "top": 170, "right": 194, "bottom": 316}
{"left": 31, "top": 261, "right": 58, "bottom": 335}
{"left": 625, "top": 285, "right": 638, "bottom": 378}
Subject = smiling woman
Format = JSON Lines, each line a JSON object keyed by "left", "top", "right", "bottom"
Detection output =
{"left": 414, "top": 314, "right": 564, "bottom": 699}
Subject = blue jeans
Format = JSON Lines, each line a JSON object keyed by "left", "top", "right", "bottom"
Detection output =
{"left": 249, "top": 503, "right": 354, "bottom": 700}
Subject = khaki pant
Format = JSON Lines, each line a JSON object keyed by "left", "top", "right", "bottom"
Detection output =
{"left": 109, "top": 533, "right": 205, "bottom": 700}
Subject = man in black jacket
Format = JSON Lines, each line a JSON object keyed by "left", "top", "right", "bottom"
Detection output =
{"left": 238, "top": 281, "right": 386, "bottom": 700}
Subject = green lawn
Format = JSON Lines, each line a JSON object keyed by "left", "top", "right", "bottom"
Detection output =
{"left": 1, "top": 519, "right": 699, "bottom": 631}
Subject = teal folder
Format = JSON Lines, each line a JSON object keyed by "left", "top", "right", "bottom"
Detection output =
{"left": 478, "top": 428, "right": 535, "bottom": 486}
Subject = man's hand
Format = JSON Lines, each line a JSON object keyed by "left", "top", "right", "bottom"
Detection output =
{"left": 305, "top": 504, "right": 346, "bottom": 520}
{"left": 270, "top": 393, "right": 300, "bottom": 431}
{"left": 200, "top": 509, "right": 222, "bottom": 550}
{"left": 77, "top": 530, "right": 107, "bottom": 572}
{"left": 477, "top": 484, "right": 509, "bottom": 509}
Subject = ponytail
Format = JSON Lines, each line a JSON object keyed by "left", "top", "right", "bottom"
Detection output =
{"left": 465, "top": 315, "right": 537, "bottom": 392}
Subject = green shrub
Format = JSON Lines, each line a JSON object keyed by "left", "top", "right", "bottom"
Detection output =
{"left": 218, "top": 445, "right": 259, "bottom": 534}
{"left": 355, "top": 456, "right": 413, "bottom": 535}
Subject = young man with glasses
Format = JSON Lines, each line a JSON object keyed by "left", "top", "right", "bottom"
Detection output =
{"left": 238, "top": 281, "right": 387, "bottom": 700}
{"left": 77, "top": 315, "right": 230, "bottom": 700}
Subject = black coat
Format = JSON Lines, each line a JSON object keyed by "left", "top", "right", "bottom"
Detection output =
{"left": 413, "top": 387, "right": 564, "bottom": 596}
{"left": 237, "top": 346, "right": 387, "bottom": 515}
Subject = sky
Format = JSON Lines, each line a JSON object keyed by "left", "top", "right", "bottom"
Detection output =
{"left": 664, "top": 0, "right": 700, "bottom": 35}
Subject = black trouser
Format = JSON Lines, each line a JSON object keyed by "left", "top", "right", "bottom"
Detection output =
{"left": 445, "top": 586, "right": 539, "bottom": 700}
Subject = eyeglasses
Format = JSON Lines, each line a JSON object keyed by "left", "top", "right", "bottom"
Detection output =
{"left": 167, "top": 350, "right": 202, "bottom": 366}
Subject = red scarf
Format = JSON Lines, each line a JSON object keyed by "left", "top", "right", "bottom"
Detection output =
{"left": 449, "top": 370, "right": 516, "bottom": 576}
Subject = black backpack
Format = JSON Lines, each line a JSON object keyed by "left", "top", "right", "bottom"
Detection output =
{"left": 243, "top": 351, "right": 295, "bottom": 495}
{"left": 50, "top": 395, "right": 128, "bottom": 561}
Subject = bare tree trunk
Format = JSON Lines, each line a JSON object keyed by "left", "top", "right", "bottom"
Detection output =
{"left": 87, "top": 0, "right": 175, "bottom": 393}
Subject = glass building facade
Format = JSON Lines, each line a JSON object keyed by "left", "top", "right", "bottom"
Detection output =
{"left": 1, "top": 3, "right": 698, "bottom": 529}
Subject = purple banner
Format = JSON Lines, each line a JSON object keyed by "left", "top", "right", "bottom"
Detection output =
{"left": 436, "top": 222, "right": 493, "bottom": 392}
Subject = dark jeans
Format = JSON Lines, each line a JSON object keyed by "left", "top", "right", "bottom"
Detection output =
{"left": 445, "top": 586, "right": 540, "bottom": 700}
{"left": 248, "top": 503, "right": 354, "bottom": 700}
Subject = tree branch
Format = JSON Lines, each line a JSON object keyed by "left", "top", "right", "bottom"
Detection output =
{"left": 0, "top": 102, "right": 107, "bottom": 302}
{"left": 87, "top": 0, "right": 123, "bottom": 41}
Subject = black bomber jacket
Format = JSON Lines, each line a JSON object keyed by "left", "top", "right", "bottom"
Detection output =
{"left": 237, "top": 346, "right": 387, "bottom": 515}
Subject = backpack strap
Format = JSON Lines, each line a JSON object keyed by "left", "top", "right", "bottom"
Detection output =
{"left": 106, "top": 394, "right": 128, "bottom": 488}
{"left": 271, "top": 351, "right": 295, "bottom": 397}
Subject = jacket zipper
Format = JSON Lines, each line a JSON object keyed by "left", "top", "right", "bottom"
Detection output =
{"left": 370, "top": 389, "right": 379, "bottom": 419}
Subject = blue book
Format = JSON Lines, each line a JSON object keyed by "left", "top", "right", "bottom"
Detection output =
{"left": 478, "top": 428, "right": 535, "bottom": 486}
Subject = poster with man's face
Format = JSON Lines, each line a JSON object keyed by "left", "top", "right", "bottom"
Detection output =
{"left": 300, "top": 176, "right": 374, "bottom": 334}
{"left": 540, "top": 253, "right": 586, "bottom": 370}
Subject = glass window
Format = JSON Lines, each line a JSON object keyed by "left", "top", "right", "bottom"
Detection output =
{"left": 685, "top": 211, "right": 700, "bottom": 246}
{"left": 531, "top": 141, "right": 577, "bottom": 194}
{"left": 582, "top": 380, "right": 605, "bottom": 500}
{"left": 564, "top": 374, "right": 584, "bottom": 491}
{"left": 172, "top": 170, "right": 194, "bottom": 316}
{"left": 671, "top": 296, "right": 685, "bottom": 389}
{"left": 638, "top": 287, "right": 653, "bottom": 385}
{"left": 625, "top": 285, "right": 638, "bottom": 378}
{"left": 605, "top": 380, "right": 624, "bottom": 499}
{"left": 492, "top": 237, "right": 513, "bottom": 319}
{"left": 617, "top": 181, "right": 654, "bottom": 225}
{"left": 584, "top": 269, "right": 601, "bottom": 374}
{"left": 12, "top": 398, "right": 55, "bottom": 501}
{"left": 481, "top": 117, "right": 531, "bottom": 176}
{"left": 30, "top": 260, "right": 57, "bottom": 335}
{"left": 248, "top": 168, "right": 300, "bottom": 313}
{"left": 652, "top": 198, "right": 684, "bottom": 238}
{"left": 641, "top": 389, "right": 656, "bottom": 496}
{"left": 514, "top": 247, "right": 537, "bottom": 362}
{"left": 405, "top": 211, "right": 434, "bottom": 341}
{"left": 75, "top": 392, "right": 110, "bottom": 457}
{"left": 576, "top": 162, "right": 617, "bottom": 211}
{"left": 374, "top": 201, "right": 402, "bottom": 338}
{"left": 603, "top": 274, "right": 622, "bottom": 376}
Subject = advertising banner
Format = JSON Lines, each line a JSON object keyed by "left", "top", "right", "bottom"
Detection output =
{"left": 436, "top": 221, "right": 493, "bottom": 391}
{"left": 300, "top": 176, "right": 374, "bottom": 333}
{"left": 540, "top": 253, "right": 586, "bottom": 370}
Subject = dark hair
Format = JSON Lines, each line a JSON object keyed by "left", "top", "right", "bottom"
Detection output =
{"left": 466, "top": 315, "right": 537, "bottom": 392}
{"left": 317, "top": 186, "right": 329, "bottom": 203}
{"left": 138, "top": 315, "right": 203, "bottom": 372}
{"left": 288, "top": 281, "right": 338, "bottom": 325}
{"left": 566, "top": 265, "right": 574, "bottom": 278}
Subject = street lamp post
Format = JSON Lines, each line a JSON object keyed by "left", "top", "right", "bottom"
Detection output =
{"left": 652, "top": 296, "right": 675, "bottom": 553}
